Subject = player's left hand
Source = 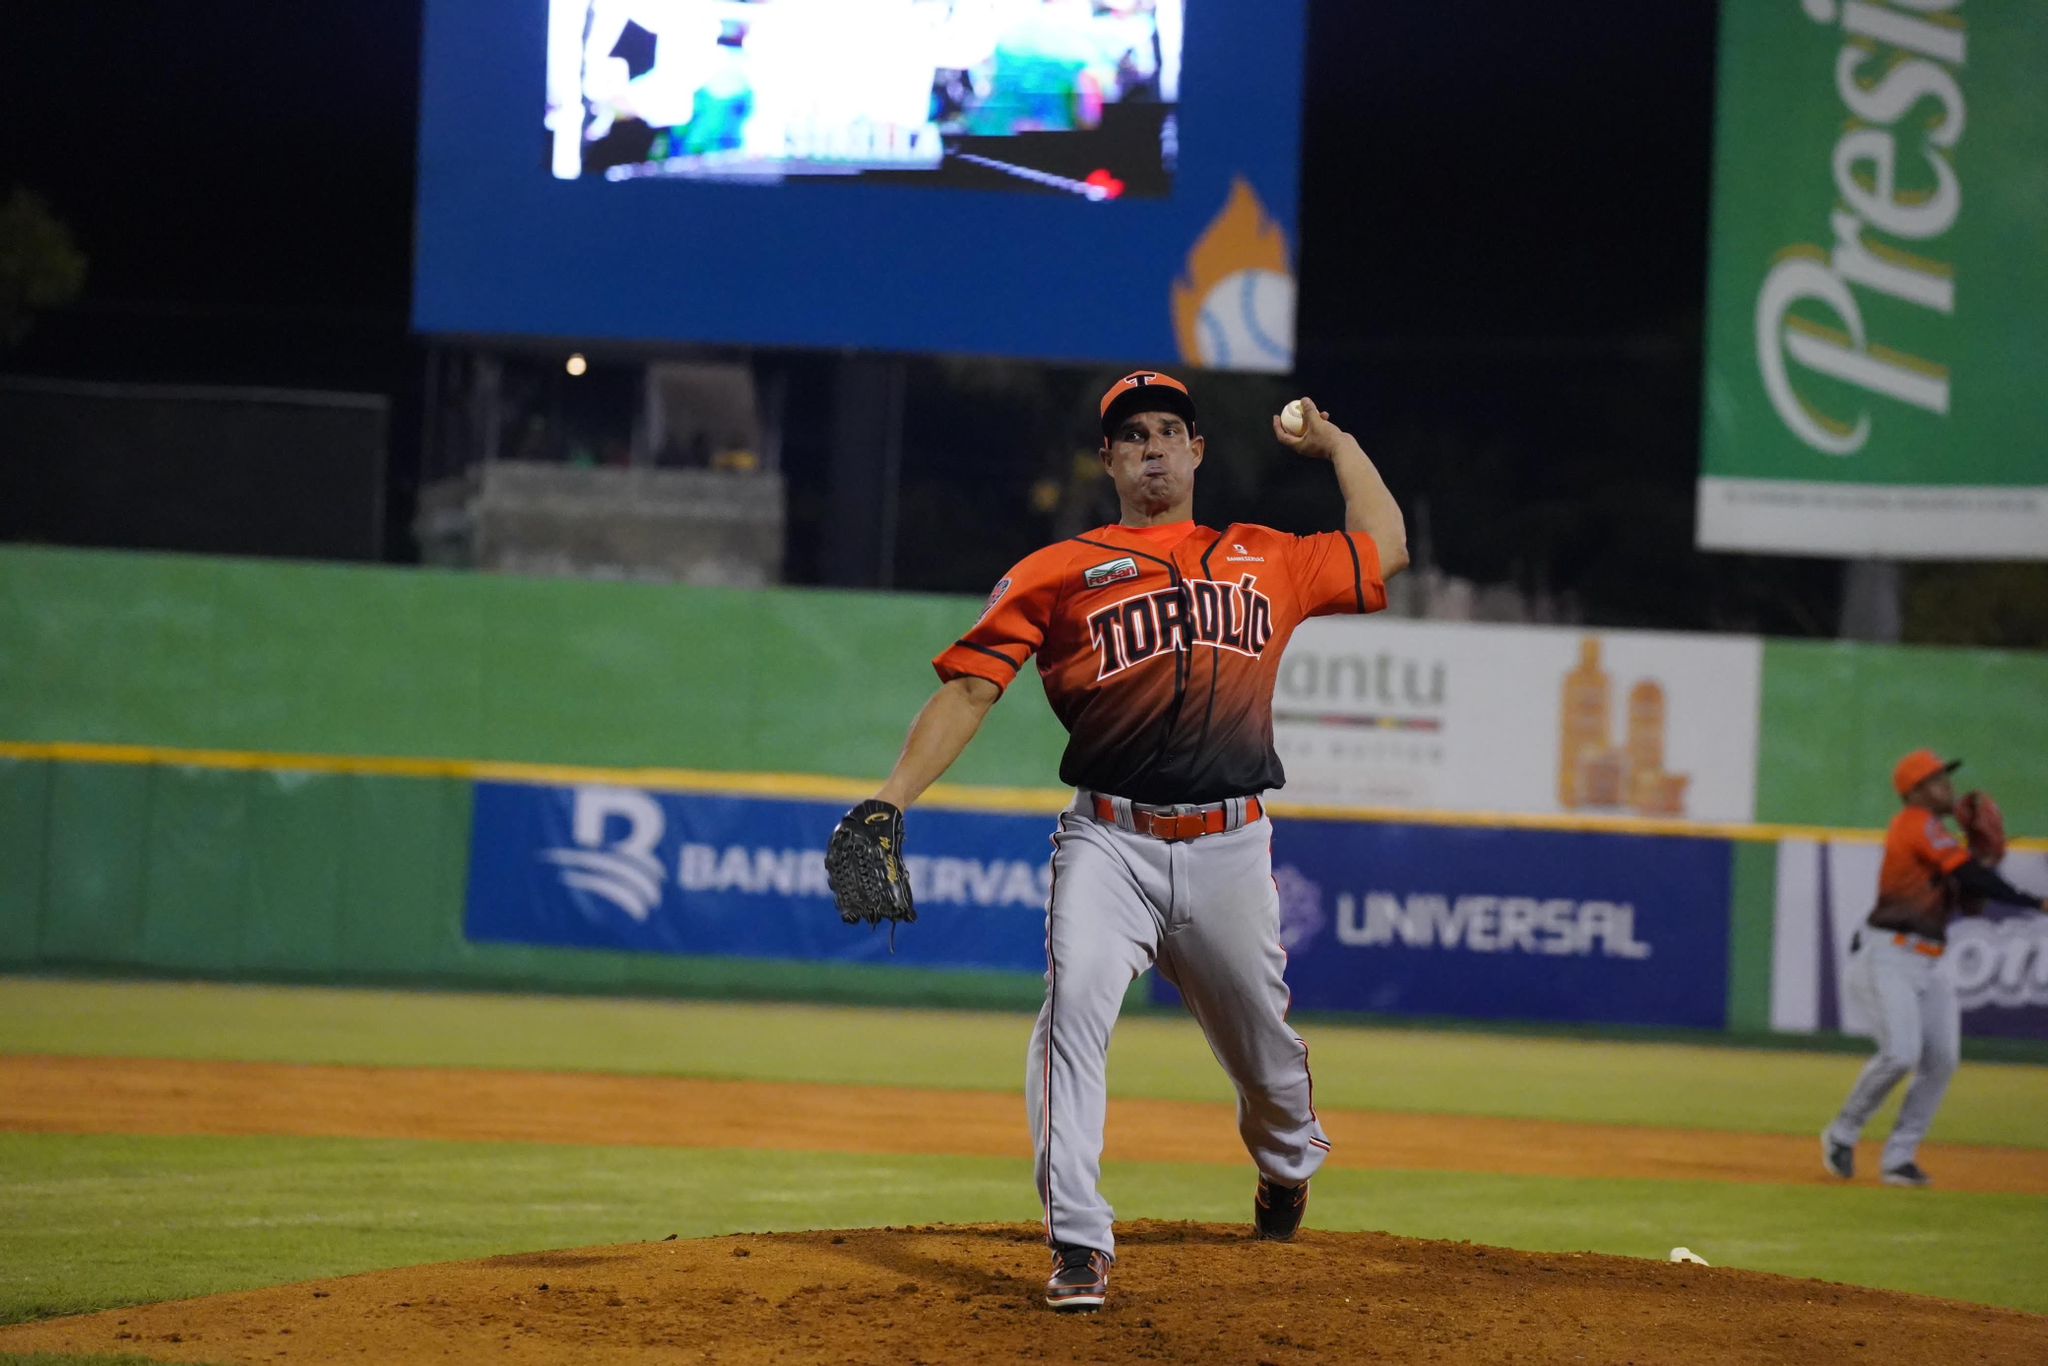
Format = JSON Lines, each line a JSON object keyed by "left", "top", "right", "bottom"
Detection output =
{"left": 826, "top": 799, "right": 917, "bottom": 934}
{"left": 1272, "top": 397, "right": 1339, "bottom": 460}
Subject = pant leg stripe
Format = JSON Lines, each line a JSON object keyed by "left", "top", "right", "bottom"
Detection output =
{"left": 1040, "top": 828, "right": 1061, "bottom": 1247}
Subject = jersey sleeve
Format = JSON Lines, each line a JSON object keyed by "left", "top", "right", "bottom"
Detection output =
{"left": 1287, "top": 531, "right": 1388, "bottom": 618}
{"left": 1905, "top": 811, "right": 1973, "bottom": 876}
{"left": 932, "top": 555, "right": 1059, "bottom": 695}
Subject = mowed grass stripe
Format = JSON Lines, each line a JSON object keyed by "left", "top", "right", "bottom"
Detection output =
{"left": 7, "top": 1055, "right": 2047, "bottom": 1195}
{"left": 1, "top": 1134, "right": 2044, "bottom": 1324}
{"left": 5, "top": 977, "right": 2048, "bottom": 1146}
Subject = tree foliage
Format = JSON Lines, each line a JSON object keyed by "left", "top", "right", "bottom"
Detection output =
{"left": 0, "top": 187, "right": 88, "bottom": 349}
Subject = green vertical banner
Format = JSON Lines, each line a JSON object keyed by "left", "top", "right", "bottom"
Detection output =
{"left": 1699, "top": 1, "right": 2048, "bottom": 558}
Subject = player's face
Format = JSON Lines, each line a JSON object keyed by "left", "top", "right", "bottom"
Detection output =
{"left": 1102, "top": 410, "right": 1204, "bottom": 518}
{"left": 1920, "top": 773, "right": 1956, "bottom": 813}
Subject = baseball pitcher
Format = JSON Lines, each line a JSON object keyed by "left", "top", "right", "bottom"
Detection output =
{"left": 827, "top": 371, "right": 1409, "bottom": 1312}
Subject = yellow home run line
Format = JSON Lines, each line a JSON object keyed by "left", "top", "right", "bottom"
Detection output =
{"left": 3, "top": 739, "right": 2041, "bottom": 851}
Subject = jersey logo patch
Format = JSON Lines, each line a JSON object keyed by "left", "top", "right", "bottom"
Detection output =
{"left": 1083, "top": 557, "right": 1141, "bottom": 589}
{"left": 977, "top": 577, "right": 1012, "bottom": 621}
{"left": 1086, "top": 575, "right": 1275, "bottom": 680}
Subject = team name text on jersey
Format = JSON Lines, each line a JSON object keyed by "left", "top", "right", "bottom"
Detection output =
{"left": 1087, "top": 575, "right": 1275, "bottom": 680}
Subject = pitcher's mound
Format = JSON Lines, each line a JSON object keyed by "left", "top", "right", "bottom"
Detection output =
{"left": 3, "top": 1221, "right": 2042, "bottom": 1365}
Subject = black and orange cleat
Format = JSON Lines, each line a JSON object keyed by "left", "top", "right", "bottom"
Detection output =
{"left": 1254, "top": 1175, "right": 1308, "bottom": 1242}
{"left": 1044, "top": 1244, "right": 1110, "bottom": 1313}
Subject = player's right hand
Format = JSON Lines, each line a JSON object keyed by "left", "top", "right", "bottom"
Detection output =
{"left": 1273, "top": 398, "right": 1337, "bottom": 459}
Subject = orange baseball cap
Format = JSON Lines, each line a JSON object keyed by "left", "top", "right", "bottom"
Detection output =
{"left": 1099, "top": 370, "right": 1197, "bottom": 437}
{"left": 1892, "top": 749, "right": 1961, "bottom": 797}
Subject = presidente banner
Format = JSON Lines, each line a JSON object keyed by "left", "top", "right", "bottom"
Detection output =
{"left": 465, "top": 781, "right": 1054, "bottom": 971}
{"left": 1770, "top": 841, "right": 2048, "bottom": 1041}
{"left": 1697, "top": 1, "right": 2048, "bottom": 559}
{"left": 1271, "top": 617, "right": 1762, "bottom": 823}
{"left": 1156, "top": 818, "right": 1734, "bottom": 1029}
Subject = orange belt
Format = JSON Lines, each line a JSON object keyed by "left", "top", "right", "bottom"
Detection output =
{"left": 1891, "top": 933, "right": 1945, "bottom": 959}
{"left": 1094, "top": 795, "right": 1263, "bottom": 843}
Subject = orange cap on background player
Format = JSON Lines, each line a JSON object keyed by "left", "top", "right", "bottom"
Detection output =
{"left": 1892, "top": 748, "right": 1961, "bottom": 798}
{"left": 1099, "top": 370, "right": 1198, "bottom": 437}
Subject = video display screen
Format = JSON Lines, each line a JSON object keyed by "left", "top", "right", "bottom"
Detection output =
{"left": 416, "top": 0, "right": 1307, "bottom": 368}
{"left": 548, "top": 1, "right": 1182, "bottom": 199}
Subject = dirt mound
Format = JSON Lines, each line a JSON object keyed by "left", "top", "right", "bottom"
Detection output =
{"left": 4, "top": 1222, "right": 2042, "bottom": 1365}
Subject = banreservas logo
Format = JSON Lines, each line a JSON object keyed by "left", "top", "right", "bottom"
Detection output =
{"left": 680, "top": 844, "right": 1048, "bottom": 909}
{"left": 541, "top": 785, "right": 1051, "bottom": 918}
{"left": 539, "top": 786, "right": 668, "bottom": 922}
{"left": 536, "top": 786, "right": 1048, "bottom": 913}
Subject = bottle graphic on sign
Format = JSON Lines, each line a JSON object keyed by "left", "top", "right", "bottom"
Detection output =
{"left": 1558, "top": 638, "right": 1611, "bottom": 807}
{"left": 1557, "top": 640, "right": 1690, "bottom": 816}
{"left": 1625, "top": 680, "right": 1690, "bottom": 816}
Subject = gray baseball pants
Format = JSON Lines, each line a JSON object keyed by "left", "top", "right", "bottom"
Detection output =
{"left": 1025, "top": 796, "right": 1331, "bottom": 1259}
{"left": 1826, "top": 930, "right": 1961, "bottom": 1172}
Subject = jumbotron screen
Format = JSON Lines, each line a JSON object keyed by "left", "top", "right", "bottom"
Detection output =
{"left": 550, "top": 1, "right": 1181, "bottom": 200}
{"left": 417, "top": 1, "right": 1307, "bottom": 368}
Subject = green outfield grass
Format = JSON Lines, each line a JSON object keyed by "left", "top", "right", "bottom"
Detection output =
{"left": 3, "top": 976, "right": 2046, "bottom": 1337}
{"left": 5, "top": 977, "right": 2047, "bottom": 1145}
{"left": 2, "top": 1134, "right": 2044, "bottom": 1327}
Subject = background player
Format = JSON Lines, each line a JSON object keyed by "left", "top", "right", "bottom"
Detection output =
{"left": 827, "top": 370, "right": 1409, "bottom": 1312}
{"left": 1822, "top": 751, "right": 2047, "bottom": 1187}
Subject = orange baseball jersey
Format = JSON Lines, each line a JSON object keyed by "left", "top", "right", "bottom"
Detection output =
{"left": 933, "top": 520, "right": 1387, "bottom": 804}
{"left": 1869, "top": 806, "right": 1973, "bottom": 940}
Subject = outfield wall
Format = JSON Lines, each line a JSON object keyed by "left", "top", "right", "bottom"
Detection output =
{"left": 3, "top": 546, "right": 2044, "bottom": 1033}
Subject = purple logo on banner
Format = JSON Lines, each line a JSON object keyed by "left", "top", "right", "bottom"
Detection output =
{"left": 464, "top": 782, "right": 1056, "bottom": 971}
{"left": 1154, "top": 818, "right": 1734, "bottom": 1028}
{"left": 1934, "top": 902, "right": 2048, "bottom": 1040}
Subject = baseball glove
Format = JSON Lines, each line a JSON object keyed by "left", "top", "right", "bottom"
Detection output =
{"left": 1953, "top": 790, "right": 2006, "bottom": 918}
{"left": 826, "top": 799, "right": 916, "bottom": 935}
{"left": 1957, "top": 790, "right": 2006, "bottom": 865}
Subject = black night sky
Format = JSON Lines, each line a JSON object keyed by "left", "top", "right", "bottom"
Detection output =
{"left": 3, "top": 2, "right": 1888, "bottom": 636}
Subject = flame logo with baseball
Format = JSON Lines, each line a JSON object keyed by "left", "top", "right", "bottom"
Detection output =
{"left": 1172, "top": 179, "right": 1296, "bottom": 374}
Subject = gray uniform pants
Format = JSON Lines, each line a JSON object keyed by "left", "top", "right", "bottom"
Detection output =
{"left": 1025, "top": 797, "right": 1331, "bottom": 1259}
{"left": 1826, "top": 930, "right": 1961, "bottom": 1172}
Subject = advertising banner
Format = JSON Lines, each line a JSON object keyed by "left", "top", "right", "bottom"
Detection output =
{"left": 465, "top": 781, "right": 1055, "bottom": 971}
{"left": 466, "top": 779, "right": 1733, "bottom": 1028}
{"left": 1155, "top": 818, "right": 1734, "bottom": 1029}
{"left": 1770, "top": 841, "right": 2048, "bottom": 1041}
{"left": 1697, "top": 3, "right": 2048, "bottom": 558}
{"left": 1272, "top": 617, "right": 1762, "bottom": 823}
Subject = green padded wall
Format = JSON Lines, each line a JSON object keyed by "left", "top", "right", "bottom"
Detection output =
{"left": 0, "top": 545, "right": 1067, "bottom": 784}
{"left": 8, "top": 545, "right": 2044, "bottom": 1021}
{"left": 2, "top": 759, "right": 1045, "bottom": 1008}
{"left": 1758, "top": 640, "right": 2048, "bottom": 832}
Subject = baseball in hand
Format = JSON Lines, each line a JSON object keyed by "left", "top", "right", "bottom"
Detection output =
{"left": 1280, "top": 399, "right": 1308, "bottom": 436}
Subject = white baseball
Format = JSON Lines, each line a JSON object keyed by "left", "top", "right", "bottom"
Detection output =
{"left": 1280, "top": 399, "right": 1307, "bottom": 436}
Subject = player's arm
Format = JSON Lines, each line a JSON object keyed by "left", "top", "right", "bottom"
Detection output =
{"left": 876, "top": 556, "right": 1055, "bottom": 807}
{"left": 874, "top": 676, "right": 1001, "bottom": 809}
{"left": 1273, "top": 401, "right": 1410, "bottom": 577}
{"left": 1950, "top": 861, "right": 2048, "bottom": 913}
